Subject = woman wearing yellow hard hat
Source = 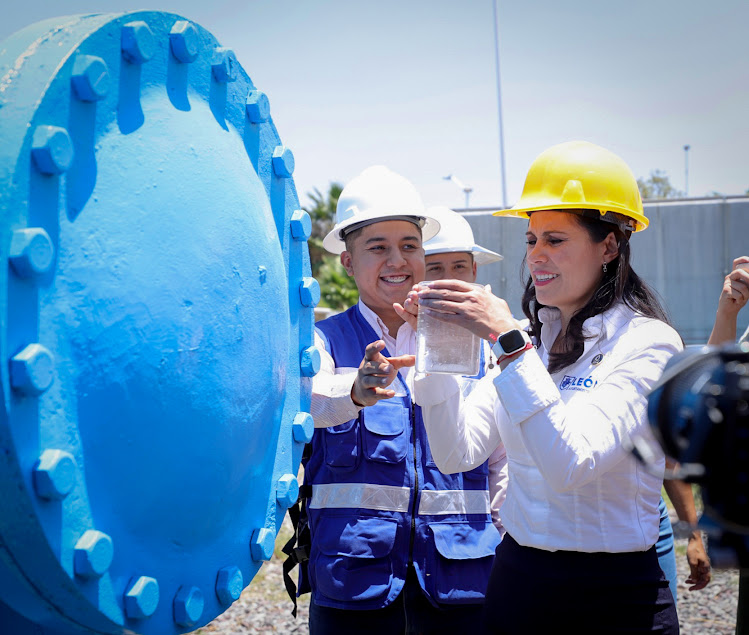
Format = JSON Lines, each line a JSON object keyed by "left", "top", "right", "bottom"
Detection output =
{"left": 401, "top": 141, "right": 681, "bottom": 633}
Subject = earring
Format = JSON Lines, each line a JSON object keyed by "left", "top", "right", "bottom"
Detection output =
{"left": 602, "top": 262, "right": 608, "bottom": 273}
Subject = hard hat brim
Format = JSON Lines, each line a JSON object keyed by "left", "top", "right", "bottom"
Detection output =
{"left": 424, "top": 244, "right": 503, "bottom": 265}
{"left": 323, "top": 212, "right": 440, "bottom": 255}
{"left": 492, "top": 203, "right": 649, "bottom": 232}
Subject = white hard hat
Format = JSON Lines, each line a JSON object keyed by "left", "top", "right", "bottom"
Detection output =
{"left": 322, "top": 165, "right": 440, "bottom": 255}
{"left": 423, "top": 206, "right": 503, "bottom": 265}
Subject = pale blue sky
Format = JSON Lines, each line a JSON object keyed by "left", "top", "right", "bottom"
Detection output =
{"left": 3, "top": 0, "right": 748, "bottom": 210}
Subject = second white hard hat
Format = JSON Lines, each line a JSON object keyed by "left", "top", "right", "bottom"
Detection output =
{"left": 322, "top": 165, "right": 440, "bottom": 255}
{"left": 423, "top": 206, "right": 503, "bottom": 265}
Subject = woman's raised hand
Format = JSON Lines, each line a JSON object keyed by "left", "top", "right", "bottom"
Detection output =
{"left": 415, "top": 280, "right": 520, "bottom": 340}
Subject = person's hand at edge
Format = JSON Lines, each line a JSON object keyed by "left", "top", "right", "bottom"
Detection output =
{"left": 709, "top": 256, "right": 749, "bottom": 345}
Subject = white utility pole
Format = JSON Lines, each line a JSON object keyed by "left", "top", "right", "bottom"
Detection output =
{"left": 492, "top": 0, "right": 508, "bottom": 208}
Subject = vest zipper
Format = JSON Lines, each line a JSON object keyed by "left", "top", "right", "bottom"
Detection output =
{"left": 409, "top": 399, "right": 418, "bottom": 563}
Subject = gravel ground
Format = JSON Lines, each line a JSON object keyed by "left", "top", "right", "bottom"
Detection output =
{"left": 676, "top": 548, "right": 740, "bottom": 635}
{"left": 191, "top": 522, "right": 740, "bottom": 634}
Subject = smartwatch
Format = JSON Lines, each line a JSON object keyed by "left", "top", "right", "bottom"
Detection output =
{"left": 490, "top": 329, "right": 533, "bottom": 361}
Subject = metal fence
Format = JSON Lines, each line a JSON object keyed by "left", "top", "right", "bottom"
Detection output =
{"left": 464, "top": 196, "right": 749, "bottom": 344}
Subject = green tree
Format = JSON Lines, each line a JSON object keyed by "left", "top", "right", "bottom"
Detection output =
{"left": 636, "top": 170, "right": 683, "bottom": 200}
{"left": 316, "top": 257, "right": 360, "bottom": 309}
{"left": 303, "top": 183, "right": 359, "bottom": 310}
{"left": 305, "top": 183, "right": 341, "bottom": 278}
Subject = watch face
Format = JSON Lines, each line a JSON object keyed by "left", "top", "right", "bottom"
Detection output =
{"left": 498, "top": 329, "right": 526, "bottom": 355}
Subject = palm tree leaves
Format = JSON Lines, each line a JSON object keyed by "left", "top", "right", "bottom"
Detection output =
{"left": 303, "top": 183, "right": 359, "bottom": 311}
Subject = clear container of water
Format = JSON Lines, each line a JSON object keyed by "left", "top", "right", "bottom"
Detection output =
{"left": 415, "top": 282, "right": 481, "bottom": 375}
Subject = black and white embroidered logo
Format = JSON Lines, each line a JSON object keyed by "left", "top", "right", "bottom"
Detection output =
{"left": 591, "top": 353, "right": 604, "bottom": 366}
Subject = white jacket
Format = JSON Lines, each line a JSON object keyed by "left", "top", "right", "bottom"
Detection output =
{"left": 413, "top": 302, "right": 682, "bottom": 553}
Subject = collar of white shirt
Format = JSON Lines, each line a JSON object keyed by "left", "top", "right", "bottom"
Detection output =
{"left": 357, "top": 299, "right": 416, "bottom": 357}
{"left": 537, "top": 304, "right": 633, "bottom": 359}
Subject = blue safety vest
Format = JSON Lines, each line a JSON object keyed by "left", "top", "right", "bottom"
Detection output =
{"left": 304, "top": 304, "right": 499, "bottom": 611}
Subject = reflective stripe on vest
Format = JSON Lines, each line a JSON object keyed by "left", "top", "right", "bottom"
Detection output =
{"left": 309, "top": 483, "right": 411, "bottom": 512}
{"left": 418, "top": 489, "right": 491, "bottom": 515}
{"left": 309, "top": 483, "right": 491, "bottom": 515}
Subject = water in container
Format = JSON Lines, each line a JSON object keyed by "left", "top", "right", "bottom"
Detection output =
{"left": 416, "top": 282, "right": 481, "bottom": 375}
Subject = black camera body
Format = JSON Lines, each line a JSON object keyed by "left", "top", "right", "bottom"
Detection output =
{"left": 646, "top": 343, "right": 749, "bottom": 568}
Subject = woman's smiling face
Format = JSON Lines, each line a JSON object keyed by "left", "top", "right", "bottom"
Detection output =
{"left": 526, "top": 211, "right": 617, "bottom": 323}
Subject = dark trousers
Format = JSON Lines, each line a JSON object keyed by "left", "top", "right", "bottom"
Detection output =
{"left": 309, "top": 564, "right": 485, "bottom": 634}
{"left": 483, "top": 534, "right": 679, "bottom": 634}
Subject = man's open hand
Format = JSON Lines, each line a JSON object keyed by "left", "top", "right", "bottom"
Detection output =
{"left": 351, "top": 340, "right": 415, "bottom": 407}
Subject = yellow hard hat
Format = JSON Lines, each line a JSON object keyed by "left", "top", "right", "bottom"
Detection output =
{"left": 493, "top": 141, "right": 648, "bottom": 232}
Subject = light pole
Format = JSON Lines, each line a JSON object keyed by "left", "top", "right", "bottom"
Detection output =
{"left": 443, "top": 174, "right": 473, "bottom": 209}
{"left": 492, "top": 0, "right": 508, "bottom": 208}
{"left": 683, "top": 145, "right": 690, "bottom": 197}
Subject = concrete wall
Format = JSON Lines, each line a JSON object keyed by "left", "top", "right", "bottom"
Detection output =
{"left": 464, "top": 197, "right": 749, "bottom": 344}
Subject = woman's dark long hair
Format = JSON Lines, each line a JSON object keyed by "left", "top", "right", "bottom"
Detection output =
{"left": 521, "top": 212, "right": 671, "bottom": 374}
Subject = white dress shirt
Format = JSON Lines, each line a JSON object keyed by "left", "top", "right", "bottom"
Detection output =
{"left": 487, "top": 445, "right": 508, "bottom": 537}
{"left": 311, "top": 300, "right": 417, "bottom": 429}
{"left": 413, "top": 302, "right": 682, "bottom": 553}
{"left": 459, "top": 342, "right": 508, "bottom": 537}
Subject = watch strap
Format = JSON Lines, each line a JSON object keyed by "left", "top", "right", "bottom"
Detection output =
{"left": 494, "top": 340, "right": 533, "bottom": 363}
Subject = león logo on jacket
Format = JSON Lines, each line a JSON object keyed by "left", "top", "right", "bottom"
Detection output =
{"left": 560, "top": 375, "right": 598, "bottom": 391}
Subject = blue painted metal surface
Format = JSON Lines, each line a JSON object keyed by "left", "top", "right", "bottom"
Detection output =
{"left": 0, "top": 11, "right": 317, "bottom": 634}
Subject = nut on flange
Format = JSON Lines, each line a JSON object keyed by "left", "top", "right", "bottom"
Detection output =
{"left": 245, "top": 90, "right": 270, "bottom": 123}
{"left": 170, "top": 20, "right": 200, "bottom": 63}
{"left": 290, "top": 210, "right": 312, "bottom": 241}
{"left": 74, "top": 530, "right": 114, "bottom": 578}
{"left": 71, "top": 55, "right": 110, "bottom": 101}
{"left": 299, "top": 277, "right": 321, "bottom": 307}
{"left": 173, "top": 585, "right": 204, "bottom": 627}
{"left": 10, "top": 343, "right": 55, "bottom": 395}
{"left": 212, "top": 47, "right": 237, "bottom": 83}
{"left": 9, "top": 228, "right": 55, "bottom": 279}
{"left": 33, "top": 449, "right": 77, "bottom": 500}
{"left": 31, "top": 125, "right": 74, "bottom": 175}
{"left": 215, "top": 566, "right": 243, "bottom": 605}
{"left": 272, "top": 145, "right": 295, "bottom": 178}
{"left": 121, "top": 21, "right": 156, "bottom": 65}
{"left": 292, "top": 412, "right": 314, "bottom": 443}
{"left": 300, "top": 346, "right": 321, "bottom": 377}
{"left": 250, "top": 528, "right": 275, "bottom": 562}
{"left": 125, "top": 576, "right": 159, "bottom": 619}
{"left": 276, "top": 473, "right": 300, "bottom": 509}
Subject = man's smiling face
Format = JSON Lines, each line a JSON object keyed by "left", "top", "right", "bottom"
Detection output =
{"left": 341, "top": 220, "right": 425, "bottom": 323}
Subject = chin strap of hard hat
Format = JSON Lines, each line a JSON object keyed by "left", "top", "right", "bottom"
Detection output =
{"left": 577, "top": 208, "right": 636, "bottom": 233}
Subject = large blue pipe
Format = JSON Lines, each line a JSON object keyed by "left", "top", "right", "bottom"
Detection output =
{"left": 0, "top": 11, "right": 317, "bottom": 634}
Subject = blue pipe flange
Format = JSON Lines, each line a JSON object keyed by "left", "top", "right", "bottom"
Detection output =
{"left": 0, "top": 11, "right": 317, "bottom": 635}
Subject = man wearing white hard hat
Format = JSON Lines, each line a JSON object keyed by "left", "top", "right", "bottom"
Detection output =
{"left": 422, "top": 206, "right": 509, "bottom": 538}
{"left": 292, "top": 167, "right": 499, "bottom": 634}
{"left": 423, "top": 205, "right": 503, "bottom": 280}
